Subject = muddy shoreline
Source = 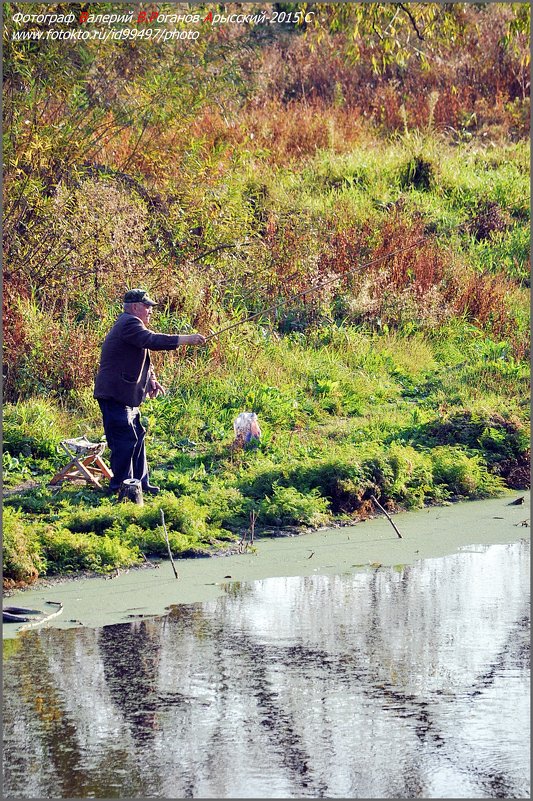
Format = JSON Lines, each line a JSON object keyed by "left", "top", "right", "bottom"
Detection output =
{"left": 3, "top": 493, "right": 529, "bottom": 637}
{"left": 3, "top": 495, "right": 529, "bottom": 599}
{"left": 2, "top": 514, "right": 373, "bottom": 596}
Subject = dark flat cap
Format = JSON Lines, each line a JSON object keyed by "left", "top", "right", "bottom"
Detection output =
{"left": 123, "top": 289, "right": 158, "bottom": 306}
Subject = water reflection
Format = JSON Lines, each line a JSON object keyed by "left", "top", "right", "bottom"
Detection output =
{"left": 99, "top": 622, "right": 161, "bottom": 745}
{"left": 3, "top": 540, "right": 530, "bottom": 799}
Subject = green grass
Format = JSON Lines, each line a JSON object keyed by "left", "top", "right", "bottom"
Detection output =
{"left": 4, "top": 318, "right": 527, "bottom": 585}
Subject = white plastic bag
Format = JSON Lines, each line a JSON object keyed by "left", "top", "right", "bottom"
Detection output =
{"left": 233, "top": 412, "right": 261, "bottom": 447}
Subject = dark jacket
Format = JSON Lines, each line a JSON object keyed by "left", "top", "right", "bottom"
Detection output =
{"left": 94, "top": 313, "right": 180, "bottom": 407}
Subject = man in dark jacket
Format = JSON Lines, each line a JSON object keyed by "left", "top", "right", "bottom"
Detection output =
{"left": 94, "top": 288, "right": 205, "bottom": 494}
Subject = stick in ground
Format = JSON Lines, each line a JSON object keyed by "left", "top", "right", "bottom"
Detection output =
{"left": 370, "top": 495, "right": 403, "bottom": 539}
{"left": 160, "top": 509, "right": 179, "bottom": 579}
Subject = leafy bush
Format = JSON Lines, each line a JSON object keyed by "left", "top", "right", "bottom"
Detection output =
{"left": 197, "top": 484, "right": 248, "bottom": 527}
{"left": 412, "top": 411, "right": 529, "bottom": 465}
{"left": 105, "top": 521, "right": 213, "bottom": 558}
{"left": 2, "top": 507, "right": 46, "bottom": 582}
{"left": 135, "top": 493, "right": 211, "bottom": 539}
{"left": 62, "top": 503, "right": 120, "bottom": 535}
{"left": 258, "top": 484, "right": 330, "bottom": 527}
{"left": 60, "top": 492, "right": 232, "bottom": 550}
{"left": 430, "top": 446, "right": 504, "bottom": 497}
{"left": 382, "top": 444, "right": 434, "bottom": 507}
{"left": 39, "top": 527, "right": 140, "bottom": 574}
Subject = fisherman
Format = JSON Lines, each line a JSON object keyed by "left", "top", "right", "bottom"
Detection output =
{"left": 94, "top": 288, "right": 205, "bottom": 495}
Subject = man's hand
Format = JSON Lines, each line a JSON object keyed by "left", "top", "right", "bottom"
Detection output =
{"left": 179, "top": 334, "right": 206, "bottom": 346}
{"left": 148, "top": 378, "right": 166, "bottom": 398}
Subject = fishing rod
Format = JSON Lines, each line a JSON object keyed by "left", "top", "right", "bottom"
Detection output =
{"left": 202, "top": 237, "right": 423, "bottom": 342}
{"left": 162, "top": 230, "right": 433, "bottom": 427}
{"left": 200, "top": 198, "right": 528, "bottom": 343}
{"left": 198, "top": 241, "right": 423, "bottom": 342}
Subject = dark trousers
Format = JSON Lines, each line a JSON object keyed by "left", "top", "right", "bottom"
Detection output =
{"left": 98, "top": 399, "right": 149, "bottom": 491}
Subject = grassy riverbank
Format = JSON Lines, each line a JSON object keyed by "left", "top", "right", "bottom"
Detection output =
{"left": 4, "top": 315, "right": 529, "bottom": 586}
{"left": 3, "top": 5, "right": 529, "bottom": 586}
{"left": 3, "top": 140, "right": 530, "bottom": 585}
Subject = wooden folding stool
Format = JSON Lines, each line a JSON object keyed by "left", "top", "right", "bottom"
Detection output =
{"left": 49, "top": 437, "right": 113, "bottom": 489}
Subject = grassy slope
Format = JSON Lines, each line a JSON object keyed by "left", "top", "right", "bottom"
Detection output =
{"left": 3, "top": 131, "right": 530, "bottom": 584}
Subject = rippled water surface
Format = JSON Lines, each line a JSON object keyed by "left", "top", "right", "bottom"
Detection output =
{"left": 3, "top": 539, "right": 530, "bottom": 799}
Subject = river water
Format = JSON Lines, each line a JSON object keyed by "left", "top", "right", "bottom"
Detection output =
{"left": 3, "top": 498, "right": 530, "bottom": 799}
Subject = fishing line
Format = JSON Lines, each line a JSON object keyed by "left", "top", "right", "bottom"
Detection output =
{"left": 203, "top": 237, "right": 424, "bottom": 341}
{"left": 201, "top": 198, "right": 529, "bottom": 343}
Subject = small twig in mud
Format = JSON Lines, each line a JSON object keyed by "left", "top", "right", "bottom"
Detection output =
{"left": 370, "top": 495, "right": 403, "bottom": 539}
{"left": 160, "top": 509, "right": 179, "bottom": 579}
{"left": 140, "top": 550, "right": 159, "bottom": 568}
{"left": 238, "top": 510, "right": 257, "bottom": 554}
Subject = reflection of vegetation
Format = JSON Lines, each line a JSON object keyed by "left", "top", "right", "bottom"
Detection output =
{"left": 2, "top": 3, "right": 529, "bottom": 583}
{"left": 4, "top": 631, "right": 150, "bottom": 796}
{"left": 8, "top": 634, "right": 99, "bottom": 795}
{"left": 3, "top": 550, "right": 530, "bottom": 797}
{"left": 2, "top": 638, "right": 21, "bottom": 661}
{"left": 99, "top": 622, "right": 162, "bottom": 747}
